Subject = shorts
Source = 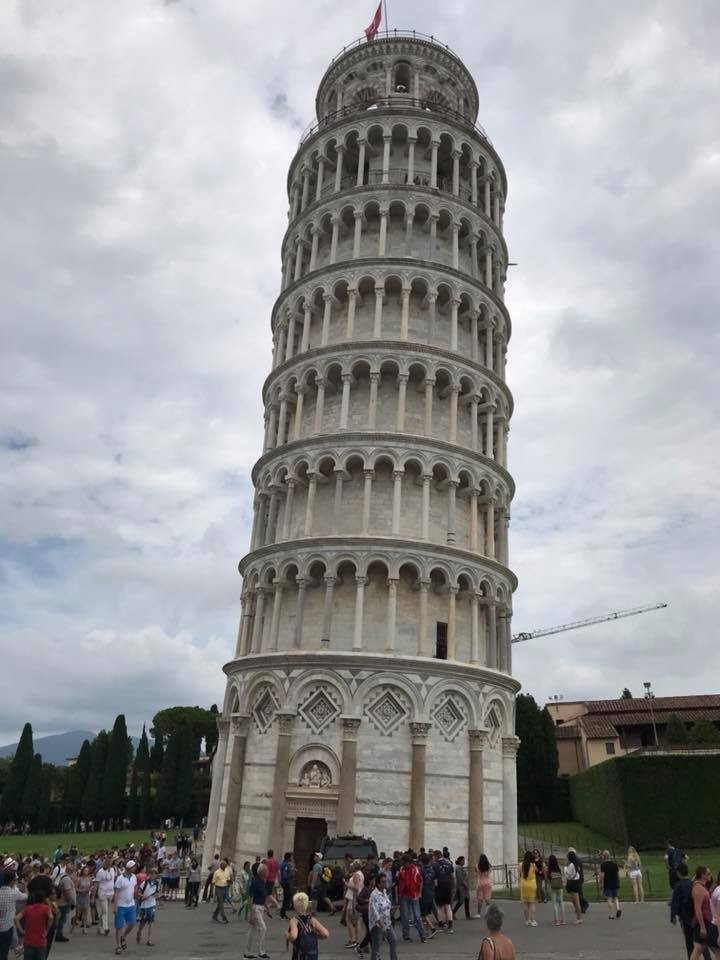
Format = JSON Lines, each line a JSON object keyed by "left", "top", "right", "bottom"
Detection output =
{"left": 114, "top": 905, "right": 136, "bottom": 929}
{"left": 434, "top": 882, "right": 452, "bottom": 906}
{"left": 603, "top": 887, "right": 618, "bottom": 899}
{"left": 628, "top": 870, "right": 641, "bottom": 879}
{"left": 169, "top": 877, "right": 180, "bottom": 889}
{"left": 693, "top": 925, "right": 720, "bottom": 947}
{"left": 139, "top": 907, "right": 156, "bottom": 923}
{"left": 265, "top": 881, "right": 275, "bottom": 895}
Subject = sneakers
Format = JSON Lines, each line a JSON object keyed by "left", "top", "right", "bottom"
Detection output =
{"left": 616, "top": 909, "right": 622, "bottom": 918}
{"left": 426, "top": 929, "right": 438, "bottom": 939}
{"left": 530, "top": 920, "right": 538, "bottom": 926}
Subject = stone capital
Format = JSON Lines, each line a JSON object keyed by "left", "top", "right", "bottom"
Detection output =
{"left": 468, "top": 728, "right": 488, "bottom": 750}
{"left": 276, "top": 711, "right": 296, "bottom": 736}
{"left": 355, "top": 575, "right": 369, "bottom": 587}
{"left": 216, "top": 716, "right": 231, "bottom": 735}
{"left": 502, "top": 735, "right": 521, "bottom": 759}
{"left": 229, "top": 714, "right": 251, "bottom": 738}
{"left": 410, "top": 721, "right": 431, "bottom": 744}
{"left": 392, "top": 469, "right": 405, "bottom": 481}
{"left": 341, "top": 716, "right": 362, "bottom": 740}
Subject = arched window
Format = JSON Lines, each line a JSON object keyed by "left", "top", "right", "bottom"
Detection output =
{"left": 394, "top": 61, "right": 411, "bottom": 94}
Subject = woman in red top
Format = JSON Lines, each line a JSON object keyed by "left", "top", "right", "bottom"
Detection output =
{"left": 15, "top": 891, "right": 53, "bottom": 960}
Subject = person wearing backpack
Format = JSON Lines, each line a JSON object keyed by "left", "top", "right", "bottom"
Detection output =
{"left": 279, "top": 853, "right": 295, "bottom": 920}
{"left": 433, "top": 851, "right": 455, "bottom": 933}
{"left": 546, "top": 855, "right": 565, "bottom": 926}
{"left": 286, "top": 891, "right": 329, "bottom": 960}
{"left": 397, "top": 855, "right": 428, "bottom": 943}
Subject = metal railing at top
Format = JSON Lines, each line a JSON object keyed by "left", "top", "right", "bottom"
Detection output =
{"left": 299, "top": 96, "right": 491, "bottom": 148}
{"left": 326, "top": 30, "right": 468, "bottom": 67}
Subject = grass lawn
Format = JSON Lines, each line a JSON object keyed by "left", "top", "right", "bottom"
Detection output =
{"left": 0, "top": 830, "right": 158, "bottom": 859}
{"left": 516, "top": 821, "right": 720, "bottom": 902}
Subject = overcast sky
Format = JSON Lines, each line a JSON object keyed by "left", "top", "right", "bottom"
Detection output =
{"left": 2, "top": 0, "right": 719, "bottom": 744}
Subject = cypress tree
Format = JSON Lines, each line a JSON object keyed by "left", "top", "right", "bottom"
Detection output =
{"left": 516, "top": 694, "right": 559, "bottom": 821}
{"left": 666, "top": 713, "right": 690, "bottom": 745}
{"left": 175, "top": 725, "right": 194, "bottom": 822}
{"left": 1, "top": 722, "right": 35, "bottom": 822}
{"left": 36, "top": 764, "right": 53, "bottom": 833}
{"left": 20, "top": 753, "right": 43, "bottom": 828}
{"left": 155, "top": 731, "right": 180, "bottom": 820}
{"left": 82, "top": 731, "right": 108, "bottom": 821}
{"left": 102, "top": 715, "right": 129, "bottom": 819}
{"left": 127, "top": 756, "right": 139, "bottom": 826}
{"left": 64, "top": 739, "right": 93, "bottom": 822}
{"left": 135, "top": 727, "right": 152, "bottom": 827}
{"left": 150, "top": 734, "right": 164, "bottom": 774}
{"left": 205, "top": 705, "right": 219, "bottom": 756}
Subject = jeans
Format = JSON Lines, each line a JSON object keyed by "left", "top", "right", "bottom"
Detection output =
{"left": 399, "top": 898, "right": 424, "bottom": 940}
{"left": 186, "top": 881, "right": 200, "bottom": 906}
{"left": 23, "top": 948, "right": 47, "bottom": 960}
{"left": 96, "top": 896, "right": 111, "bottom": 932}
{"left": 551, "top": 888, "right": 565, "bottom": 923}
{"left": 370, "top": 925, "right": 397, "bottom": 960}
{"left": 245, "top": 905, "right": 267, "bottom": 956}
{"left": 0, "top": 928, "right": 13, "bottom": 960}
{"left": 212, "top": 886, "right": 227, "bottom": 921}
{"left": 281, "top": 882, "right": 292, "bottom": 917}
{"left": 56, "top": 905, "right": 72, "bottom": 938}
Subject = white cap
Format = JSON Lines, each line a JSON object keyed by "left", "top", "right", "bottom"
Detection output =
{"left": 125, "top": 860, "right": 136, "bottom": 869}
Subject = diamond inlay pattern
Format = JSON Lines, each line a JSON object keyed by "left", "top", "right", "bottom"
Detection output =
{"left": 252, "top": 687, "right": 280, "bottom": 733}
{"left": 299, "top": 687, "right": 341, "bottom": 734}
{"left": 365, "top": 688, "right": 409, "bottom": 737}
{"left": 432, "top": 695, "right": 467, "bottom": 742}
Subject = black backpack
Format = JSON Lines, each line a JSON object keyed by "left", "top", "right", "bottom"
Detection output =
{"left": 294, "top": 914, "right": 318, "bottom": 960}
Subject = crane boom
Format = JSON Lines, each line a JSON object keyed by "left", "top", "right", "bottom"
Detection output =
{"left": 512, "top": 602, "right": 668, "bottom": 644}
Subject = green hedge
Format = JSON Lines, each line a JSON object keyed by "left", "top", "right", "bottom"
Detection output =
{"left": 570, "top": 754, "right": 720, "bottom": 848}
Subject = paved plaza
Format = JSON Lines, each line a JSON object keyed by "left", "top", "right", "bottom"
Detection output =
{"left": 54, "top": 899, "right": 682, "bottom": 960}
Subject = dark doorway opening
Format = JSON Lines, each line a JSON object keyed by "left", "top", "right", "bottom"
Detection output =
{"left": 293, "top": 816, "right": 327, "bottom": 884}
{"left": 436, "top": 621, "right": 448, "bottom": 659}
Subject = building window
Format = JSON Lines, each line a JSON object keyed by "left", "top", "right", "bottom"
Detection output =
{"left": 435, "top": 622, "right": 448, "bottom": 660}
{"left": 605, "top": 742, "right": 616, "bottom": 755}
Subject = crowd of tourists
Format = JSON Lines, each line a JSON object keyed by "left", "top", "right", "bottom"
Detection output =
{"left": 0, "top": 830, "right": 200, "bottom": 960}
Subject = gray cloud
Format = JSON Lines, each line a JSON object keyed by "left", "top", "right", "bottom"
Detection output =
{"left": 1, "top": 0, "right": 719, "bottom": 741}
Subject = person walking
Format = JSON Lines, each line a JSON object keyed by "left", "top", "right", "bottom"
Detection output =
{"left": 475, "top": 854, "right": 493, "bottom": 919}
{"left": 74, "top": 866, "right": 92, "bottom": 935}
{"left": 112, "top": 861, "right": 137, "bottom": 956}
{"left": 186, "top": 859, "right": 201, "bottom": 908}
{"left": 93, "top": 857, "right": 116, "bottom": 935}
{"left": 279, "top": 853, "right": 295, "bottom": 920}
{"left": 600, "top": 850, "right": 621, "bottom": 919}
{"left": 519, "top": 852, "right": 537, "bottom": 926}
{"left": 343, "top": 860, "right": 364, "bottom": 949}
{"left": 666, "top": 840, "right": 685, "bottom": 893}
{"left": 546, "top": 854, "right": 565, "bottom": 926}
{"left": 418, "top": 855, "right": 438, "bottom": 938}
{"left": 15, "top": 887, "right": 53, "bottom": 960}
{"left": 532, "top": 851, "right": 546, "bottom": 904}
{"left": 211, "top": 859, "right": 231, "bottom": 923}
{"left": 244, "top": 863, "right": 269, "bottom": 960}
{"left": 452, "top": 856, "right": 470, "bottom": 920}
{"left": 263, "top": 850, "right": 280, "bottom": 912}
{"left": 55, "top": 866, "right": 75, "bottom": 942}
{"left": 397, "top": 855, "right": 426, "bottom": 943}
{"left": 433, "top": 850, "right": 455, "bottom": 933}
{"left": 286, "top": 891, "right": 329, "bottom": 960}
{"left": 689, "top": 866, "right": 720, "bottom": 960}
{"left": 564, "top": 852, "right": 583, "bottom": 924}
{"left": 235, "top": 862, "right": 251, "bottom": 922}
{"left": 369, "top": 874, "right": 397, "bottom": 960}
{"left": 136, "top": 869, "right": 159, "bottom": 947}
{"left": 625, "top": 847, "right": 644, "bottom": 903}
{"left": 479, "top": 904, "right": 515, "bottom": 960}
{"left": 0, "top": 870, "right": 18, "bottom": 960}
{"left": 203, "top": 855, "right": 220, "bottom": 902}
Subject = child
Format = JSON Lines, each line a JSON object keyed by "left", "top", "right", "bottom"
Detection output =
{"left": 15, "top": 890, "right": 53, "bottom": 960}
{"left": 136, "top": 869, "right": 160, "bottom": 947}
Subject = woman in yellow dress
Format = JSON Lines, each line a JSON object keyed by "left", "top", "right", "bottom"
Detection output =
{"left": 519, "top": 851, "right": 538, "bottom": 926}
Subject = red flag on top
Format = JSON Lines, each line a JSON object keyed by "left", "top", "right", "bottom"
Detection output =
{"left": 365, "top": 2, "right": 382, "bottom": 41}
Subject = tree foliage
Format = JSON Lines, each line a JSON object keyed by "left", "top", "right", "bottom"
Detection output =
{"left": 1, "top": 722, "right": 35, "bottom": 821}
{"left": 620, "top": 688, "right": 633, "bottom": 700}
{"left": 64, "top": 739, "right": 92, "bottom": 821}
{"left": 665, "top": 713, "right": 689, "bottom": 745}
{"left": 151, "top": 706, "right": 216, "bottom": 760}
{"left": 21, "top": 754, "right": 43, "bottom": 826}
{"left": 135, "top": 726, "right": 152, "bottom": 827}
{"left": 516, "top": 694, "right": 561, "bottom": 821}
{"left": 81, "top": 731, "right": 108, "bottom": 821}
{"left": 102, "top": 715, "right": 129, "bottom": 819}
{"left": 155, "top": 730, "right": 181, "bottom": 819}
{"left": 689, "top": 718, "right": 720, "bottom": 744}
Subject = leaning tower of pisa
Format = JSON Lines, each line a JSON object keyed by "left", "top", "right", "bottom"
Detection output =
{"left": 205, "top": 31, "right": 520, "bottom": 873}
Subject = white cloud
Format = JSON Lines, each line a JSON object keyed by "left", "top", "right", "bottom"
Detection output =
{"left": 1, "top": 0, "right": 719, "bottom": 741}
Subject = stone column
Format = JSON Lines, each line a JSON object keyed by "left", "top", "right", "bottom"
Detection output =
{"left": 294, "top": 237, "right": 304, "bottom": 282}
{"left": 249, "top": 496, "right": 263, "bottom": 550}
{"left": 382, "top": 135, "right": 391, "bottom": 183}
{"left": 424, "top": 378, "right": 434, "bottom": 436}
{"left": 220, "top": 715, "right": 250, "bottom": 858}
{"left": 268, "top": 713, "right": 295, "bottom": 854}
{"left": 251, "top": 587, "right": 266, "bottom": 653}
{"left": 409, "top": 722, "right": 431, "bottom": 850}
{"left": 356, "top": 140, "right": 366, "bottom": 186}
{"left": 373, "top": 286, "right": 384, "bottom": 337}
{"left": 484, "top": 407, "right": 494, "bottom": 459}
{"left": 469, "top": 236, "right": 478, "bottom": 280}
{"left": 353, "top": 211, "right": 363, "bottom": 258}
{"left": 321, "top": 576, "right": 336, "bottom": 644}
{"left": 265, "top": 489, "right": 280, "bottom": 544}
{"left": 313, "top": 378, "right": 326, "bottom": 433}
{"left": 281, "top": 479, "right": 296, "bottom": 540}
{"left": 337, "top": 718, "right": 361, "bottom": 834}
{"left": 470, "top": 593, "right": 480, "bottom": 663}
{"left": 309, "top": 227, "right": 320, "bottom": 271}
{"left": 202, "top": 716, "right": 230, "bottom": 871}
{"left": 352, "top": 577, "right": 367, "bottom": 651}
{"left": 485, "top": 321, "right": 494, "bottom": 372}
{"left": 451, "top": 223, "right": 460, "bottom": 270}
{"left": 332, "top": 469, "right": 345, "bottom": 534}
{"left": 315, "top": 156, "right": 325, "bottom": 201}
{"left": 300, "top": 167, "right": 310, "bottom": 210}
{"left": 426, "top": 292, "right": 437, "bottom": 342}
{"left": 493, "top": 191, "right": 501, "bottom": 226}
{"left": 293, "top": 386, "right": 305, "bottom": 441}
{"left": 378, "top": 206, "right": 388, "bottom": 256}
{"left": 293, "top": 579, "right": 306, "bottom": 648}
{"left": 469, "top": 396, "right": 479, "bottom": 452}
{"left": 470, "top": 311, "right": 479, "bottom": 362}
{"left": 290, "top": 182, "right": 300, "bottom": 221}
{"left": 275, "top": 322, "right": 288, "bottom": 369}
{"left": 452, "top": 150, "right": 460, "bottom": 196}
{"left": 447, "top": 480, "right": 458, "bottom": 544}
{"left": 267, "top": 579, "right": 284, "bottom": 652}
{"left": 485, "top": 500, "right": 495, "bottom": 558}
{"left": 330, "top": 215, "right": 340, "bottom": 264}
{"left": 429, "top": 215, "right": 438, "bottom": 259}
{"left": 368, "top": 371, "right": 380, "bottom": 428}
{"left": 334, "top": 146, "right": 345, "bottom": 192}
{"left": 400, "top": 286, "right": 411, "bottom": 339}
{"left": 487, "top": 602, "right": 497, "bottom": 669}
{"left": 450, "top": 298, "right": 459, "bottom": 351}
{"left": 304, "top": 472, "right": 317, "bottom": 535}
{"left": 470, "top": 161, "right": 479, "bottom": 205}
{"left": 339, "top": 374, "right": 353, "bottom": 429}
{"left": 421, "top": 474, "right": 431, "bottom": 539}
{"left": 484, "top": 177, "right": 491, "bottom": 218}
{"left": 485, "top": 249, "right": 493, "bottom": 288}
{"left": 385, "top": 578, "right": 398, "bottom": 653}
{"left": 417, "top": 579, "right": 430, "bottom": 655}
{"left": 449, "top": 385, "right": 459, "bottom": 442}
{"left": 430, "top": 140, "right": 439, "bottom": 188}
{"left": 468, "top": 729, "right": 487, "bottom": 876}
{"left": 502, "top": 737, "right": 520, "bottom": 868}
{"left": 447, "top": 585, "right": 458, "bottom": 659}
{"left": 504, "top": 610, "right": 513, "bottom": 675}
{"left": 396, "top": 374, "right": 408, "bottom": 431}
{"left": 346, "top": 288, "right": 357, "bottom": 338}
{"left": 361, "top": 469, "right": 374, "bottom": 534}
{"left": 275, "top": 394, "right": 289, "bottom": 446}
{"left": 321, "top": 294, "right": 333, "bottom": 346}
{"left": 405, "top": 212, "right": 414, "bottom": 253}
{"left": 407, "top": 137, "right": 416, "bottom": 181}
{"left": 301, "top": 304, "right": 312, "bottom": 352}
{"left": 469, "top": 489, "right": 479, "bottom": 551}
{"left": 285, "top": 313, "right": 296, "bottom": 362}
{"left": 391, "top": 470, "right": 403, "bottom": 536}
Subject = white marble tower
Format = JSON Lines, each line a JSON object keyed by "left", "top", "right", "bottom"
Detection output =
{"left": 205, "top": 31, "right": 520, "bottom": 873}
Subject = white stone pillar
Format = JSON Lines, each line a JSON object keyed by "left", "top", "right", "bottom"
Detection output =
{"left": 290, "top": 182, "right": 300, "bottom": 221}
{"left": 274, "top": 323, "right": 287, "bottom": 370}
{"left": 452, "top": 150, "right": 460, "bottom": 196}
{"left": 275, "top": 394, "right": 289, "bottom": 446}
{"left": 321, "top": 294, "right": 332, "bottom": 346}
{"left": 292, "top": 387, "right": 305, "bottom": 441}
{"left": 485, "top": 248, "right": 493, "bottom": 288}
{"left": 470, "top": 161, "right": 478, "bottom": 205}
{"left": 469, "top": 236, "right": 478, "bottom": 280}
{"left": 421, "top": 474, "right": 431, "bottom": 540}
{"left": 301, "top": 304, "right": 312, "bottom": 352}
{"left": 485, "top": 407, "right": 494, "bottom": 458}
{"left": 285, "top": 313, "right": 296, "bottom": 361}
{"left": 315, "top": 156, "right": 325, "bottom": 201}
{"left": 450, "top": 298, "right": 459, "bottom": 350}
{"left": 294, "top": 237, "right": 304, "bottom": 281}
{"left": 301, "top": 167, "right": 310, "bottom": 211}
{"left": 396, "top": 374, "right": 408, "bottom": 431}
{"left": 391, "top": 470, "right": 403, "bottom": 535}
{"left": 353, "top": 211, "right": 363, "bottom": 259}
{"left": 447, "top": 480, "right": 458, "bottom": 544}
{"left": 407, "top": 137, "right": 416, "bottom": 181}
{"left": 334, "top": 146, "right": 345, "bottom": 192}
{"left": 449, "top": 385, "right": 459, "bottom": 442}
{"left": 429, "top": 215, "right": 437, "bottom": 259}
{"left": 427, "top": 293, "right": 436, "bottom": 342}
{"left": 469, "top": 396, "right": 479, "bottom": 451}
{"left": 470, "top": 594, "right": 480, "bottom": 663}
{"left": 502, "top": 737, "right": 520, "bottom": 869}
{"left": 485, "top": 500, "right": 495, "bottom": 558}
{"left": 418, "top": 578, "right": 430, "bottom": 655}
{"left": 447, "top": 585, "right": 458, "bottom": 659}
{"left": 470, "top": 311, "right": 479, "bottom": 362}
{"left": 352, "top": 576, "right": 367, "bottom": 651}
{"left": 265, "top": 489, "right": 280, "bottom": 543}
{"left": 361, "top": 469, "right": 373, "bottom": 534}
{"left": 332, "top": 469, "right": 344, "bottom": 534}
{"left": 340, "top": 374, "right": 352, "bottom": 428}
{"left": 281, "top": 479, "right": 296, "bottom": 540}
{"left": 313, "top": 378, "right": 326, "bottom": 434}
{"left": 469, "top": 489, "right": 479, "bottom": 550}
{"left": 309, "top": 226, "right": 320, "bottom": 271}
{"left": 266, "top": 406, "right": 278, "bottom": 451}
{"left": 267, "top": 579, "right": 284, "bottom": 652}
{"left": 346, "top": 288, "right": 357, "bottom": 338}
{"left": 293, "top": 579, "right": 306, "bottom": 648}
{"left": 405, "top": 212, "right": 414, "bottom": 253}
{"left": 330, "top": 216, "right": 340, "bottom": 264}
{"left": 321, "top": 575, "right": 336, "bottom": 643}
{"left": 424, "top": 378, "right": 434, "bottom": 436}
{"left": 494, "top": 191, "right": 501, "bottom": 226}
{"left": 202, "top": 717, "right": 229, "bottom": 872}
{"left": 368, "top": 371, "right": 380, "bottom": 429}
{"left": 356, "top": 140, "right": 366, "bottom": 186}
{"left": 378, "top": 206, "right": 388, "bottom": 256}
{"left": 400, "top": 286, "right": 411, "bottom": 339}
{"left": 304, "top": 472, "right": 317, "bottom": 535}
{"left": 251, "top": 587, "right": 266, "bottom": 653}
{"left": 382, "top": 135, "right": 391, "bottom": 183}
{"left": 487, "top": 601, "right": 497, "bottom": 668}
{"left": 430, "top": 140, "right": 439, "bottom": 188}
{"left": 485, "top": 321, "right": 494, "bottom": 371}
{"left": 385, "top": 577, "right": 398, "bottom": 652}
{"left": 373, "top": 285, "right": 384, "bottom": 337}
{"left": 484, "top": 177, "right": 491, "bottom": 217}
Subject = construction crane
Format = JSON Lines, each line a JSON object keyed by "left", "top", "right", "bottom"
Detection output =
{"left": 512, "top": 602, "right": 668, "bottom": 644}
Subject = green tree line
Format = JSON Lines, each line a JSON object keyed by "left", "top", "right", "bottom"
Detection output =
{"left": 0, "top": 705, "right": 219, "bottom": 832}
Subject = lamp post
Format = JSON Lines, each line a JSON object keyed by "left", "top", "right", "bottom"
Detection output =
{"left": 548, "top": 694, "right": 564, "bottom": 719}
{"left": 644, "top": 681, "right": 659, "bottom": 747}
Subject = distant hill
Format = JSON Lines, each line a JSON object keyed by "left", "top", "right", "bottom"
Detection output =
{"left": 0, "top": 731, "right": 140, "bottom": 766}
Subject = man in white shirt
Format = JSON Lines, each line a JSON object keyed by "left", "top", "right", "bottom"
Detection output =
{"left": 136, "top": 868, "right": 160, "bottom": 947}
{"left": 94, "top": 857, "right": 116, "bottom": 936}
{"left": 113, "top": 860, "right": 138, "bottom": 954}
